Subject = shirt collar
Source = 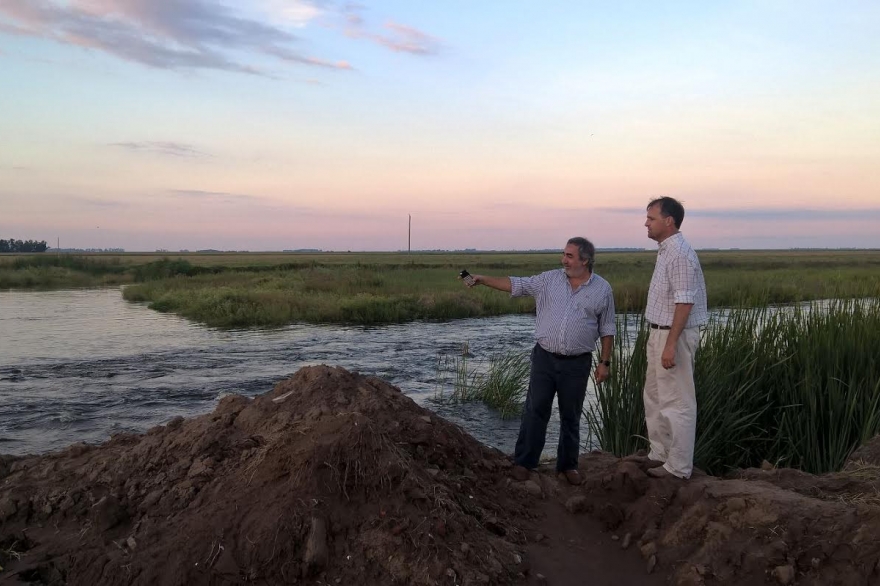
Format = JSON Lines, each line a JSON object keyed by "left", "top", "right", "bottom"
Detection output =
{"left": 658, "top": 231, "right": 683, "bottom": 253}
{"left": 568, "top": 269, "right": 594, "bottom": 289}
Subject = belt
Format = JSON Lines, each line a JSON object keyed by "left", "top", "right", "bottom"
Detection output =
{"left": 550, "top": 352, "right": 590, "bottom": 360}
{"left": 648, "top": 323, "right": 671, "bottom": 330}
{"left": 539, "top": 345, "right": 590, "bottom": 360}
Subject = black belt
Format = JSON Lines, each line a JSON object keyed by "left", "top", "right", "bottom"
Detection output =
{"left": 539, "top": 345, "right": 590, "bottom": 360}
{"left": 648, "top": 323, "right": 671, "bottom": 330}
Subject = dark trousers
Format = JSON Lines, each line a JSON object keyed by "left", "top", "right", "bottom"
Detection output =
{"left": 514, "top": 344, "right": 591, "bottom": 472}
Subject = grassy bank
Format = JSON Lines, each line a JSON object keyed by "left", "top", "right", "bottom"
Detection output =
{"left": 586, "top": 299, "right": 880, "bottom": 475}
{"left": 3, "top": 250, "right": 880, "bottom": 326}
{"left": 0, "top": 255, "right": 132, "bottom": 288}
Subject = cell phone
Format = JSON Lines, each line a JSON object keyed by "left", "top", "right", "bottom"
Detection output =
{"left": 459, "top": 269, "right": 475, "bottom": 285}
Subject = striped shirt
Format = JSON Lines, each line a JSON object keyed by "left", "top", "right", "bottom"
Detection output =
{"left": 510, "top": 269, "right": 616, "bottom": 356}
{"left": 646, "top": 232, "right": 708, "bottom": 328}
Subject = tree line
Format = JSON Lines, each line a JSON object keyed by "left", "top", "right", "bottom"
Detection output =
{"left": 0, "top": 239, "right": 49, "bottom": 253}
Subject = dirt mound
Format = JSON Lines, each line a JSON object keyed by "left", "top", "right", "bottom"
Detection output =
{"left": 562, "top": 452, "right": 880, "bottom": 585}
{"left": 847, "top": 434, "right": 880, "bottom": 467}
{"left": 0, "top": 366, "right": 532, "bottom": 585}
{"left": 4, "top": 366, "right": 880, "bottom": 586}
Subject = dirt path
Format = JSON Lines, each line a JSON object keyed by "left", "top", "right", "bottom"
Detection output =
{"left": 526, "top": 499, "right": 668, "bottom": 585}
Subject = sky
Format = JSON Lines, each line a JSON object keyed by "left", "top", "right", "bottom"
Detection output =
{"left": 1, "top": 1, "right": 879, "bottom": 252}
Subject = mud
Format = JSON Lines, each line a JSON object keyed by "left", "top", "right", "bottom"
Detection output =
{"left": 2, "top": 366, "right": 880, "bottom": 585}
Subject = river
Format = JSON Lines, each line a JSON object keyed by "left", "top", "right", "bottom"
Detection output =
{"left": 1, "top": 288, "right": 548, "bottom": 456}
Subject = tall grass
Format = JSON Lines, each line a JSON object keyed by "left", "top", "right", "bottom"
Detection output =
{"left": 435, "top": 349, "right": 530, "bottom": 418}
{"left": 0, "top": 255, "right": 130, "bottom": 288}
{"left": 584, "top": 314, "right": 649, "bottom": 455}
{"left": 590, "top": 299, "right": 880, "bottom": 475}
{"left": 766, "top": 301, "right": 880, "bottom": 472}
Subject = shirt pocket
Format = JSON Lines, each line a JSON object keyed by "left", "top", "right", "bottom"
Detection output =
{"left": 576, "top": 303, "right": 599, "bottom": 327}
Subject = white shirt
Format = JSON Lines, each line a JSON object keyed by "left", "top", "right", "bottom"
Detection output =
{"left": 646, "top": 232, "right": 708, "bottom": 328}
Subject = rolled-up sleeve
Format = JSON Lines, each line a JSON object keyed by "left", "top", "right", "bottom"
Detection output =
{"left": 669, "top": 258, "right": 698, "bottom": 305}
{"left": 510, "top": 274, "right": 543, "bottom": 298}
{"left": 598, "top": 290, "right": 616, "bottom": 337}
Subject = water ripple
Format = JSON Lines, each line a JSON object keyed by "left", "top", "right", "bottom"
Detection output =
{"left": 0, "top": 289, "right": 536, "bottom": 456}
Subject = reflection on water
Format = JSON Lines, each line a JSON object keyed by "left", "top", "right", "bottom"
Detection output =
{"left": 0, "top": 289, "right": 539, "bottom": 456}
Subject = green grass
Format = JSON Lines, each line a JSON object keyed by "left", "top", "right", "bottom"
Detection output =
{"left": 0, "top": 255, "right": 131, "bottom": 288}
{"left": 435, "top": 348, "right": 530, "bottom": 418}
{"left": 589, "top": 299, "right": 880, "bottom": 475}
{"left": 121, "top": 268, "right": 536, "bottom": 327}
{"left": 3, "top": 250, "right": 880, "bottom": 326}
{"left": 584, "top": 314, "right": 650, "bottom": 456}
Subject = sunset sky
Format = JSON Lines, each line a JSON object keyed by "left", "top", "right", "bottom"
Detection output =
{"left": 2, "top": 1, "right": 878, "bottom": 251}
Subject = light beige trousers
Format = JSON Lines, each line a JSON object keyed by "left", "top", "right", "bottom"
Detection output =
{"left": 644, "top": 326, "right": 700, "bottom": 478}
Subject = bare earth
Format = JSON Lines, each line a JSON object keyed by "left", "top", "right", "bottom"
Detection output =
{"left": 2, "top": 365, "right": 880, "bottom": 585}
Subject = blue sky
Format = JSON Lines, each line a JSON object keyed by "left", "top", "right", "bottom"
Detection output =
{"left": 1, "top": 0, "right": 879, "bottom": 251}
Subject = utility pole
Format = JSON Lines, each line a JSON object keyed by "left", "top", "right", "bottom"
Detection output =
{"left": 408, "top": 214, "right": 411, "bottom": 253}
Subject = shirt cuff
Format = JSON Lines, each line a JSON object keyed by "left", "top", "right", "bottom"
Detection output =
{"left": 674, "top": 290, "right": 696, "bottom": 304}
{"left": 509, "top": 276, "right": 524, "bottom": 297}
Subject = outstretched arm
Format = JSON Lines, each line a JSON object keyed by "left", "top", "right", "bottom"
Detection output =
{"left": 465, "top": 275, "right": 512, "bottom": 293}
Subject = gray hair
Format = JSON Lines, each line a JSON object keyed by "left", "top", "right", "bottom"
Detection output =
{"left": 567, "top": 237, "right": 595, "bottom": 271}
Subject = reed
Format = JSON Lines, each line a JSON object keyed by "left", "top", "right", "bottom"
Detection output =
{"left": 590, "top": 299, "right": 880, "bottom": 475}
{"left": 765, "top": 301, "right": 880, "bottom": 472}
{"left": 584, "top": 314, "right": 649, "bottom": 455}
{"left": 435, "top": 349, "right": 530, "bottom": 418}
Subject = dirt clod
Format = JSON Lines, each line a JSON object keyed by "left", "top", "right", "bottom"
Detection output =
{"left": 304, "top": 516, "right": 329, "bottom": 572}
{"left": 772, "top": 564, "right": 796, "bottom": 585}
{"left": 640, "top": 541, "right": 657, "bottom": 559}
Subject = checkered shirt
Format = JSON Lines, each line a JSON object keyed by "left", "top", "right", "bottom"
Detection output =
{"left": 646, "top": 232, "right": 708, "bottom": 328}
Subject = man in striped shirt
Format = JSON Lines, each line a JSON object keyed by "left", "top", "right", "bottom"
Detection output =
{"left": 464, "top": 237, "right": 615, "bottom": 486}
{"left": 642, "top": 197, "right": 708, "bottom": 480}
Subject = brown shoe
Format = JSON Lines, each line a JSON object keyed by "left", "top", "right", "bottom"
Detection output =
{"left": 511, "top": 465, "right": 531, "bottom": 481}
{"left": 562, "top": 469, "right": 582, "bottom": 486}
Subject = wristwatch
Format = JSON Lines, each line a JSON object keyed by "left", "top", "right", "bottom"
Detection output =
{"left": 600, "top": 359, "right": 611, "bottom": 367}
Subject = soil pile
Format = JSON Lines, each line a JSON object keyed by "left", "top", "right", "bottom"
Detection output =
{"left": 549, "top": 445, "right": 880, "bottom": 585}
{"left": 0, "top": 366, "right": 532, "bottom": 585}
{"left": 3, "top": 366, "right": 880, "bottom": 586}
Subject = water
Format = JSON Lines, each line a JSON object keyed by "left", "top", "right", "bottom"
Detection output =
{"left": 0, "top": 289, "right": 540, "bottom": 456}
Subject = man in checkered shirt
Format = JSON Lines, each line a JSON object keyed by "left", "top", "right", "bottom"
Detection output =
{"left": 463, "top": 237, "right": 615, "bottom": 486}
{"left": 642, "top": 197, "right": 708, "bottom": 480}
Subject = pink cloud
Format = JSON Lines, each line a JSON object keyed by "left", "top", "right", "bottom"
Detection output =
{"left": 0, "top": 0, "right": 351, "bottom": 74}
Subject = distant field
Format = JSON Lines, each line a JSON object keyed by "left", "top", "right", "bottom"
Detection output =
{"left": 4, "top": 248, "right": 880, "bottom": 268}
{"left": 2, "top": 250, "right": 879, "bottom": 326}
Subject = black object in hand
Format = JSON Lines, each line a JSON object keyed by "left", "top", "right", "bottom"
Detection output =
{"left": 459, "top": 269, "right": 475, "bottom": 285}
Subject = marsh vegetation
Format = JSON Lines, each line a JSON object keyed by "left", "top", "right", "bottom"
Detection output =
{"left": 436, "top": 300, "right": 880, "bottom": 476}
{"left": 592, "top": 300, "right": 880, "bottom": 475}
{"left": 3, "top": 250, "right": 878, "bottom": 327}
